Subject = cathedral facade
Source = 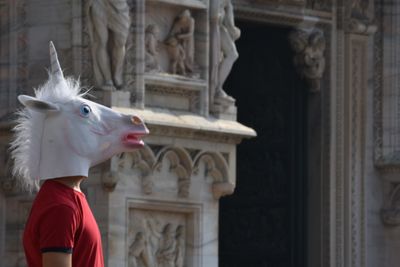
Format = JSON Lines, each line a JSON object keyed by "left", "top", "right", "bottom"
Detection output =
{"left": 0, "top": 0, "right": 398, "bottom": 266}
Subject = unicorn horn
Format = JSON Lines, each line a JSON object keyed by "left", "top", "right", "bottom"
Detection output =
{"left": 49, "top": 41, "right": 64, "bottom": 80}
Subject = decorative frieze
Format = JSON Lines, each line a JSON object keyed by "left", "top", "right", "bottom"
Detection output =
{"left": 108, "top": 144, "right": 233, "bottom": 200}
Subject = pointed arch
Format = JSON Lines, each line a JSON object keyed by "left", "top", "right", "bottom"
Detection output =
{"left": 155, "top": 146, "right": 193, "bottom": 198}
{"left": 193, "top": 151, "right": 233, "bottom": 199}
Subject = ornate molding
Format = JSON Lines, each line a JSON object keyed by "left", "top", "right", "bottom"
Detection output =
{"left": 156, "top": 147, "right": 193, "bottom": 198}
{"left": 344, "top": 0, "right": 376, "bottom": 35}
{"left": 234, "top": 4, "right": 333, "bottom": 27}
{"left": 111, "top": 147, "right": 156, "bottom": 194}
{"left": 110, "top": 145, "right": 232, "bottom": 199}
{"left": 341, "top": 29, "right": 370, "bottom": 266}
{"left": 289, "top": 27, "right": 326, "bottom": 92}
{"left": 193, "top": 152, "right": 232, "bottom": 199}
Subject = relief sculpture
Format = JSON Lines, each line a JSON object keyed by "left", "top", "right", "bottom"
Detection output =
{"left": 165, "top": 10, "right": 195, "bottom": 76}
{"left": 129, "top": 217, "right": 186, "bottom": 267}
{"left": 288, "top": 28, "right": 326, "bottom": 92}
{"left": 145, "top": 24, "right": 161, "bottom": 73}
{"left": 86, "top": 0, "right": 130, "bottom": 90}
{"left": 129, "top": 232, "right": 153, "bottom": 267}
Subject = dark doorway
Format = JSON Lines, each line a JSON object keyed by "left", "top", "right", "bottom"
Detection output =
{"left": 219, "top": 22, "right": 308, "bottom": 267}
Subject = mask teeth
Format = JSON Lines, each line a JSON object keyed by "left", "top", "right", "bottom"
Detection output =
{"left": 49, "top": 41, "right": 64, "bottom": 81}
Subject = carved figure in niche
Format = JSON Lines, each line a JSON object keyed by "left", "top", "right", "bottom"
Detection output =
{"left": 165, "top": 37, "right": 186, "bottom": 75}
{"left": 146, "top": 220, "right": 185, "bottom": 267}
{"left": 174, "top": 225, "right": 185, "bottom": 267}
{"left": 288, "top": 28, "right": 326, "bottom": 92}
{"left": 210, "top": 0, "right": 241, "bottom": 104}
{"left": 86, "top": 0, "right": 130, "bottom": 90}
{"left": 165, "top": 9, "right": 195, "bottom": 75}
{"left": 129, "top": 232, "right": 152, "bottom": 267}
{"left": 145, "top": 24, "right": 161, "bottom": 72}
{"left": 156, "top": 223, "right": 177, "bottom": 267}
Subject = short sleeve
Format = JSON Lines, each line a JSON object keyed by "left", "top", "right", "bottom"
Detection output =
{"left": 38, "top": 204, "right": 80, "bottom": 253}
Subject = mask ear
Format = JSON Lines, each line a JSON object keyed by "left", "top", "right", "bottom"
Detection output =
{"left": 18, "top": 95, "right": 60, "bottom": 113}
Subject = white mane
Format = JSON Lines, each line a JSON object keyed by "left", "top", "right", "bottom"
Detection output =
{"left": 10, "top": 75, "right": 83, "bottom": 192}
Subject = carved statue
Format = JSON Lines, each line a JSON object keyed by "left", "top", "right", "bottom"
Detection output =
{"left": 146, "top": 220, "right": 185, "bottom": 267}
{"left": 210, "top": 0, "right": 241, "bottom": 104}
{"left": 145, "top": 24, "right": 161, "bottom": 72}
{"left": 165, "top": 9, "right": 195, "bottom": 75}
{"left": 165, "top": 37, "right": 186, "bottom": 75}
{"left": 174, "top": 225, "right": 185, "bottom": 267}
{"left": 289, "top": 28, "right": 326, "bottom": 92}
{"left": 156, "top": 223, "right": 177, "bottom": 267}
{"left": 129, "top": 232, "right": 152, "bottom": 267}
{"left": 86, "top": 0, "right": 130, "bottom": 90}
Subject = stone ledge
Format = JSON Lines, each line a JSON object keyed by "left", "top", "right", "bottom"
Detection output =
{"left": 113, "top": 107, "right": 257, "bottom": 143}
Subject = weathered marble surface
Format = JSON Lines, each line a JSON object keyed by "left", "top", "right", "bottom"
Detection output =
{"left": 2, "top": 0, "right": 400, "bottom": 267}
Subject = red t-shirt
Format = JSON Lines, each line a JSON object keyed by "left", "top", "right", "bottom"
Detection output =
{"left": 23, "top": 180, "right": 104, "bottom": 267}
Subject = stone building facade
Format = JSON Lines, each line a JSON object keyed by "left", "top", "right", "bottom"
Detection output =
{"left": 0, "top": 0, "right": 399, "bottom": 267}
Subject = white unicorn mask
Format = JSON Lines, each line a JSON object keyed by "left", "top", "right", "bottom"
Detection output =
{"left": 10, "top": 42, "right": 149, "bottom": 190}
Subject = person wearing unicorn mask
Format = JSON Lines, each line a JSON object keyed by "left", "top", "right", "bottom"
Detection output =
{"left": 10, "top": 42, "right": 149, "bottom": 267}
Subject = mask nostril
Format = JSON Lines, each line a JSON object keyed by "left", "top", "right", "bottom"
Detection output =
{"left": 131, "top": 115, "right": 143, "bottom": 125}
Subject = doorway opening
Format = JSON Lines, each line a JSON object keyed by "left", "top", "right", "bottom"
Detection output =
{"left": 219, "top": 22, "right": 308, "bottom": 267}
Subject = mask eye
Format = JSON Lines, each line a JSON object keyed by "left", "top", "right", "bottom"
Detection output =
{"left": 79, "top": 104, "right": 92, "bottom": 118}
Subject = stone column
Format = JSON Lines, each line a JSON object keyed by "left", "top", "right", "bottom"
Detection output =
{"left": 343, "top": 5, "right": 376, "bottom": 267}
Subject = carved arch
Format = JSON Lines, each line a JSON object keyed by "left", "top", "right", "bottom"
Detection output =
{"left": 111, "top": 146, "right": 156, "bottom": 194}
{"left": 155, "top": 146, "right": 193, "bottom": 198}
{"left": 193, "top": 152, "right": 233, "bottom": 199}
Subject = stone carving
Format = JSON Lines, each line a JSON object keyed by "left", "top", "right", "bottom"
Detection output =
{"left": 116, "top": 148, "right": 156, "bottom": 194}
{"left": 165, "top": 37, "right": 186, "bottom": 75}
{"left": 155, "top": 223, "right": 177, "bottom": 267}
{"left": 129, "top": 232, "right": 152, "bottom": 267}
{"left": 86, "top": 0, "right": 130, "bottom": 90}
{"left": 345, "top": 0, "right": 376, "bottom": 34}
{"left": 174, "top": 225, "right": 185, "bottom": 267}
{"left": 146, "top": 220, "right": 186, "bottom": 267}
{"left": 193, "top": 152, "right": 232, "bottom": 199}
{"left": 114, "top": 146, "right": 233, "bottom": 198}
{"left": 210, "top": 0, "right": 241, "bottom": 106}
{"left": 101, "top": 169, "right": 120, "bottom": 192}
{"left": 165, "top": 10, "right": 195, "bottom": 76}
{"left": 155, "top": 148, "right": 192, "bottom": 198}
{"left": 289, "top": 28, "right": 326, "bottom": 92}
{"left": 145, "top": 24, "right": 161, "bottom": 72}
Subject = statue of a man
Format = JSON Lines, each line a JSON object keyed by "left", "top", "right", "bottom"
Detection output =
{"left": 86, "top": 0, "right": 130, "bottom": 90}
{"left": 210, "top": 0, "right": 241, "bottom": 104}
